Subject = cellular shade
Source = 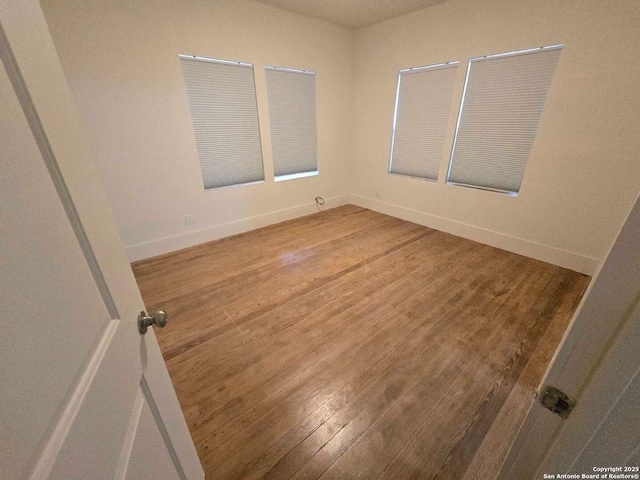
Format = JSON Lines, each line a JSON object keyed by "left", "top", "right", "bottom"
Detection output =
{"left": 447, "top": 46, "right": 563, "bottom": 193}
{"left": 180, "top": 55, "right": 264, "bottom": 189}
{"left": 389, "top": 62, "right": 459, "bottom": 181}
{"left": 265, "top": 66, "right": 317, "bottom": 178}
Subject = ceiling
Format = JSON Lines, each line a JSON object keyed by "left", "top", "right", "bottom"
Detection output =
{"left": 254, "top": 0, "right": 450, "bottom": 29}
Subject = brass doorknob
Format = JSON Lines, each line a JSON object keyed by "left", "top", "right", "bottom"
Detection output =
{"left": 138, "top": 310, "right": 168, "bottom": 334}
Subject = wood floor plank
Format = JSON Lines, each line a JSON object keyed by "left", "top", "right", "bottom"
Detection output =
{"left": 206, "top": 235, "right": 496, "bottom": 478}
{"left": 132, "top": 206, "right": 589, "bottom": 479}
{"left": 461, "top": 273, "right": 588, "bottom": 480}
{"left": 307, "top": 254, "right": 561, "bottom": 479}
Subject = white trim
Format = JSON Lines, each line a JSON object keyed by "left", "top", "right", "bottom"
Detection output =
{"left": 178, "top": 54, "right": 252, "bottom": 68}
{"left": 264, "top": 65, "right": 315, "bottom": 75}
{"left": 127, "top": 194, "right": 601, "bottom": 273}
{"left": 140, "top": 376, "right": 187, "bottom": 480}
{"left": 387, "top": 70, "right": 402, "bottom": 174}
{"left": 29, "top": 320, "right": 120, "bottom": 480}
{"left": 388, "top": 172, "right": 437, "bottom": 183}
{"left": 203, "top": 180, "right": 264, "bottom": 191}
{"left": 472, "top": 43, "right": 564, "bottom": 62}
{"left": 274, "top": 171, "right": 318, "bottom": 182}
{"left": 126, "top": 195, "right": 350, "bottom": 261}
{"left": 446, "top": 181, "right": 519, "bottom": 196}
{"left": 445, "top": 57, "right": 472, "bottom": 184}
{"left": 114, "top": 390, "right": 144, "bottom": 480}
{"left": 349, "top": 194, "right": 600, "bottom": 275}
{"left": 398, "top": 60, "right": 458, "bottom": 74}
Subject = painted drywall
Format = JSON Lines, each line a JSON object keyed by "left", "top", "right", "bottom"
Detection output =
{"left": 40, "top": 0, "right": 354, "bottom": 260}
{"left": 351, "top": 0, "right": 640, "bottom": 274}
{"left": 41, "top": 0, "right": 639, "bottom": 273}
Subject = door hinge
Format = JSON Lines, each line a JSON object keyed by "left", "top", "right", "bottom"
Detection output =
{"left": 539, "top": 385, "right": 576, "bottom": 419}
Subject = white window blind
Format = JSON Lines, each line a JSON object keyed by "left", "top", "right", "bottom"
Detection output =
{"left": 389, "top": 62, "right": 459, "bottom": 181}
{"left": 264, "top": 66, "right": 317, "bottom": 180}
{"left": 447, "top": 45, "right": 563, "bottom": 193}
{"left": 180, "top": 55, "right": 264, "bottom": 189}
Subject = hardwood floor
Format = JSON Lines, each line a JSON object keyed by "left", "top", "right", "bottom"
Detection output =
{"left": 131, "top": 206, "right": 589, "bottom": 479}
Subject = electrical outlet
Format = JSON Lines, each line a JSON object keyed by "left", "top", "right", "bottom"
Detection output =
{"left": 375, "top": 188, "right": 381, "bottom": 199}
{"left": 184, "top": 214, "right": 195, "bottom": 225}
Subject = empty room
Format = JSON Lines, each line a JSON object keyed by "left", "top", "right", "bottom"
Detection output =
{"left": 2, "top": 0, "right": 640, "bottom": 479}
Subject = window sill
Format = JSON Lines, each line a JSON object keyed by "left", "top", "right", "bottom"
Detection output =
{"left": 274, "top": 171, "right": 318, "bottom": 182}
{"left": 204, "top": 180, "right": 265, "bottom": 191}
{"left": 445, "top": 181, "right": 519, "bottom": 196}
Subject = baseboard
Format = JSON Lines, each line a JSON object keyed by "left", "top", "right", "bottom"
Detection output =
{"left": 350, "top": 194, "right": 600, "bottom": 275}
{"left": 127, "top": 193, "right": 601, "bottom": 274}
{"left": 126, "top": 194, "right": 350, "bottom": 262}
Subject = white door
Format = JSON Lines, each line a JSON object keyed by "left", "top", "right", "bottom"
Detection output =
{"left": 0, "top": 1, "right": 204, "bottom": 479}
{"left": 499, "top": 190, "right": 640, "bottom": 479}
{"left": 538, "top": 301, "right": 640, "bottom": 474}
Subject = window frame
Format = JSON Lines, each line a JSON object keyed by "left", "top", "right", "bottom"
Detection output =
{"left": 264, "top": 64, "right": 319, "bottom": 182}
{"left": 388, "top": 61, "right": 459, "bottom": 183}
{"left": 445, "top": 44, "right": 564, "bottom": 196}
{"left": 179, "top": 54, "right": 266, "bottom": 190}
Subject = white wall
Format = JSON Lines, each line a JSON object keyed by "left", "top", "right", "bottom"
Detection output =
{"left": 40, "top": 0, "right": 354, "bottom": 260}
{"left": 351, "top": 0, "right": 640, "bottom": 274}
{"left": 42, "top": 0, "right": 640, "bottom": 273}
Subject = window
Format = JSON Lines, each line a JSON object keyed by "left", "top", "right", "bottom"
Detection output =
{"left": 389, "top": 61, "right": 459, "bottom": 181}
{"left": 264, "top": 66, "right": 317, "bottom": 181}
{"left": 180, "top": 55, "right": 264, "bottom": 189}
{"left": 447, "top": 45, "right": 563, "bottom": 194}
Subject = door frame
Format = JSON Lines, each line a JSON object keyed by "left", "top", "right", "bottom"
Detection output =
{"left": 499, "top": 190, "right": 640, "bottom": 478}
